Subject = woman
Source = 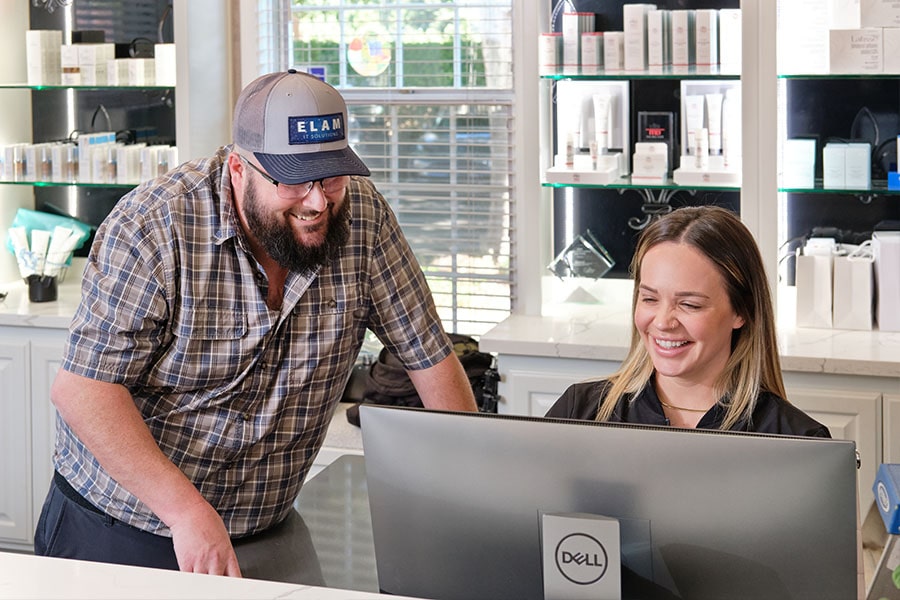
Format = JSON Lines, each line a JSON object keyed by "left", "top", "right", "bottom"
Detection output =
{"left": 546, "top": 206, "right": 829, "bottom": 437}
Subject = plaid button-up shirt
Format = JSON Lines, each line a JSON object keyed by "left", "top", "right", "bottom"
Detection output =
{"left": 54, "top": 146, "right": 451, "bottom": 537}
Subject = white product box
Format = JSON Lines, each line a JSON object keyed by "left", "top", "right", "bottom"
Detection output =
{"left": 26, "top": 30, "right": 62, "bottom": 86}
{"left": 671, "top": 10, "right": 695, "bottom": 70}
{"left": 718, "top": 9, "right": 741, "bottom": 74}
{"left": 2, "top": 144, "right": 28, "bottom": 181}
{"left": 581, "top": 32, "right": 604, "bottom": 74}
{"left": 647, "top": 10, "right": 670, "bottom": 70}
{"left": 883, "top": 28, "right": 900, "bottom": 73}
{"left": 603, "top": 32, "right": 625, "bottom": 72}
{"left": 829, "top": 28, "right": 883, "bottom": 74}
{"left": 50, "top": 143, "right": 77, "bottom": 182}
{"left": 632, "top": 142, "right": 668, "bottom": 183}
{"left": 861, "top": 0, "right": 900, "bottom": 27}
{"left": 116, "top": 144, "right": 146, "bottom": 184}
{"left": 60, "top": 45, "right": 81, "bottom": 85}
{"left": 154, "top": 43, "right": 177, "bottom": 86}
{"left": 539, "top": 33, "right": 563, "bottom": 75}
{"left": 77, "top": 131, "right": 115, "bottom": 183}
{"left": 845, "top": 142, "right": 871, "bottom": 188}
{"left": 624, "top": 3, "right": 656, "bottom": 72}
{"left": 830, "top": 0, "right": 861, "bottom": 29}
{"left": 822, "top": 143, "right": 847, "bottom": 188}
{"left": 107, "top": 59, "right": 130, "bottom": 86}
{"left": 781, "top": 139, "right": 817, "bottom": 188}
{"left": 695, "top": 9, "right": 718, "bottom": 69}
{"left": 128, "top": 58, "right": 157, "bottom": 85}
{"left": 562, "top": 12, "right": 595, "bottom": 74}
{"left": 77, "top": 43, "right": 115, "bottom": 86}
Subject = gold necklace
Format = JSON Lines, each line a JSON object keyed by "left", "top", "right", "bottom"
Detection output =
{"left": 658, "top": 399, "right": 710, "bottom": 413}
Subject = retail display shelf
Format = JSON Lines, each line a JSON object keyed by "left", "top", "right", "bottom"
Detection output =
{"left": 0, "top": 82, "right": 173, "bottom": 90}
{"left": 0, "top": 180, "right": 138, "bottom": 188}
{"left": 542, "top": 175, "right": 739, "bottom": 192}
{"left": 778, "top": 179, "right": 900, "bottom": 195}
{"left": 541, "top": 68, "right": 740, "bottom": 81}
{"left": 777, "top": 73, "right": 900, "bottom": 80}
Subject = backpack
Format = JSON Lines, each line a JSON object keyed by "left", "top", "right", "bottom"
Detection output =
{"left": 345, "top": 334, "right": 498, "bottom": 427}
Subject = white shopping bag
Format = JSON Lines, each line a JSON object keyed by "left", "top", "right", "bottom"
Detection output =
{"left": 832, "top": 243, "right": 874, "bottom": 331}
{"left": 795, "top": 250, "right": 833, "bottom": 328}
{"left": 873, "top": 231, "right": 900, "bottom": 332}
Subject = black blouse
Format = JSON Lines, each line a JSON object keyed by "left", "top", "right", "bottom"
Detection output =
{"left": 545, "top": 379, "right": 831, "bottom": 438}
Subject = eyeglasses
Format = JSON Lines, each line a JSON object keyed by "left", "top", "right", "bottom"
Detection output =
{"left": 238, "top": 155, "right": 348, "bottom": 199}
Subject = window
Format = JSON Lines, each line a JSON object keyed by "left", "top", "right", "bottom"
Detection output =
{"left": 267, "top": 0, "right": 515, "bottom": 336}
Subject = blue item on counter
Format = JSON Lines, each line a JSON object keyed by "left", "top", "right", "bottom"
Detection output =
{"left": 874, "top": 463, "right": 900, "bottom": 534}
{"left": 888, "top": 171, "right": 900, "bottom": 190}
{"left": 4, "top": 208, "right": 91, "bottom": 263}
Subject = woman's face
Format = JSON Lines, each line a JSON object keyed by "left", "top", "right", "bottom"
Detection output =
{"left": 634, "top": 241, "right": 745, "bottom": 388}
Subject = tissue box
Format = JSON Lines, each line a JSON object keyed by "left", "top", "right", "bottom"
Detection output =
{"left": 874, "top": 464, "right": 900, "bottom": 534}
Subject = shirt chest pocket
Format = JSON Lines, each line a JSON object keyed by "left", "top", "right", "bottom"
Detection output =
{"left": 163, "top": 309, "right": 251, "bottom": 389}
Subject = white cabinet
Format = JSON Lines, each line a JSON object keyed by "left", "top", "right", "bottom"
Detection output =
{"left": 785, "top": 382, "right": 881, "bottom": 508}
{"left": 495, "top": 354, "right": 619, "bottom": 416}
{"left": 0, "top": 326, "right": 66, "bottom": 551}
{"left": 0, "top": 338, "right": 30, "bottom": 545}
{"left": 885, "top": 394, "right": 900, "bottom": 465}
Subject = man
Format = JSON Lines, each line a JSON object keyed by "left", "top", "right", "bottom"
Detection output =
{"left": 34, "top": 70, "right": 477, "bottom": 580}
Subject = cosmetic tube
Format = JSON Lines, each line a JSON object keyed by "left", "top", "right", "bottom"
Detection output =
{"left": 592, "top": 93, "right": 611, "bottom": 152}
{"left": 565, "top": 131, "right": 575, "bottom": 169}
{"left": 684, "top": 95, "right": 704, "bottom": 154}
{"left": 694, "top": 128, "right": 709, "bottom": 170}
{"left": 704, "top": 93, "right": 723, "bottom": 155}
{"left": 722, "top": 87, "right": 741, "bottom": 169}
{"left": 579, "top": 94, "right": 595, "bottom": 150}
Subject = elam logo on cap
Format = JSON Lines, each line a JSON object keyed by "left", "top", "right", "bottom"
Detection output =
{"left": 288, "top": 113, "right": 345, "bottom": 145}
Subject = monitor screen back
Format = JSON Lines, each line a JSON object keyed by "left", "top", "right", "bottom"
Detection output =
{"left": 360, "top": 405, "right": 859, "bottom": 600}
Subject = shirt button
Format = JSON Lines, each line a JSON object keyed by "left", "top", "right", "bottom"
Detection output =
{"left": 327, "top": 298, "right": 338, "bottom": 309}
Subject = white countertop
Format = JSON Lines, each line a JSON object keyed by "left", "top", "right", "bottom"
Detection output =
{"left": 0, "top": 552, "right": 419, "bottom": 599}
{"left": 480, "top": 288, "right": 900, "bottom": 379}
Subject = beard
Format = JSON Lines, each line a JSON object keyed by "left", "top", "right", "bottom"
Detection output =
{"left": 242, "top": 178, "right": 351, "bottom": 273}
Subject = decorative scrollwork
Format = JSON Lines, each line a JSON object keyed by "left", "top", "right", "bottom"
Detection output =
{"left": 627, "top": 188, "right": 682, "bottom": 231}
{"left": 32, "top": 0, "right": 73, "bottom": 14}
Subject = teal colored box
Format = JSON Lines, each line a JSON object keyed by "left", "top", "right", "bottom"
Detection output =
{"left": 888, "top": 171, "right": 900, "bottom": 190}
{"left": 874, "top": 464, "right": 900, "bottom": 534}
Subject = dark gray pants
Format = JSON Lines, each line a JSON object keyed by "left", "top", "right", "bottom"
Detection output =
{"left": 34, "top": 474, "right": 325, "bottom": 585}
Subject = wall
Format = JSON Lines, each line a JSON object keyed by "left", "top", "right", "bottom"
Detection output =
{"left": 0, "top": 3, "right": 33, "bottom": 283}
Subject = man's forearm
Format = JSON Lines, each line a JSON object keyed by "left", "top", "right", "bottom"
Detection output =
{"left": 407, "top": 352, "right": 478, "bottom": 412}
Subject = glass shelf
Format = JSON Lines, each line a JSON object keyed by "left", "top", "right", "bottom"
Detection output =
{"left": 0, "top": 83, "right": 173, "bottom": 91}
{"left": 779, "top": 179, "right": 900, "bottom": 195}
{"left": 778, "top": 73, "right": 900, "bottom": 80}
{"left": 542, "top": 177, "right": 740, "bottom": 192}
{"left": 541, "top": 67, "right": 740, "bottom": 81}
{"left": 0, "top": 180, "right": 138, "bottom": 189}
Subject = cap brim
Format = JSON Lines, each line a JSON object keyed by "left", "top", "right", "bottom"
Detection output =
{"left": 255, "top": 147, "right": 371, "bottom": 184}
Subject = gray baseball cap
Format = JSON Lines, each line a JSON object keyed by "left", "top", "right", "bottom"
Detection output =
{"left": 232, "top": 69, "right": 370, "bottom": 184}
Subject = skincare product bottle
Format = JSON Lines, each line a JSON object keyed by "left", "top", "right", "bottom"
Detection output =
{"left": 565, "top": 132, "right": 575, "bottom": 169}
{"left": 694, "top": 128, "right": 709, "bottom": 170}
{"left": 684, "top": 95, "right": 705, "bottom": 154}
{"left": 592, "top": 93, "right": 612, "bottom": 152}
{"left": 704, "top": 93, "right": 724, "bottom": 155}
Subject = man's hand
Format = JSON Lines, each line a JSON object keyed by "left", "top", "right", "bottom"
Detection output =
{"left": 169, "top": 499, "right": 242, "bottom": 577}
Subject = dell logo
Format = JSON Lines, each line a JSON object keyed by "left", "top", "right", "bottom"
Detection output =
{"left": 555, "top": 533, "right": 609, "bottom": 585}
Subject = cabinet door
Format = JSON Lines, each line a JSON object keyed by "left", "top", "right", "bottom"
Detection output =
{"left": 497, "top": 355, "right": 618, "bottom": 416}
{"left": 30, "top": 337, "right": 65, "bottom": 530}
{"left": 0, "top": 339, "right": 30, "bottom": 545}
{"left": 885, "top": 393, "right": 900, "bottom": 465}
{"left": 787, "top": 387, "right": 881, "bottom": 509}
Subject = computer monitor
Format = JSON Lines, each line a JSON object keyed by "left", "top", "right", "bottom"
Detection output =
{"left": 359, "top": 405, "right": 859, "bottom": 600}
